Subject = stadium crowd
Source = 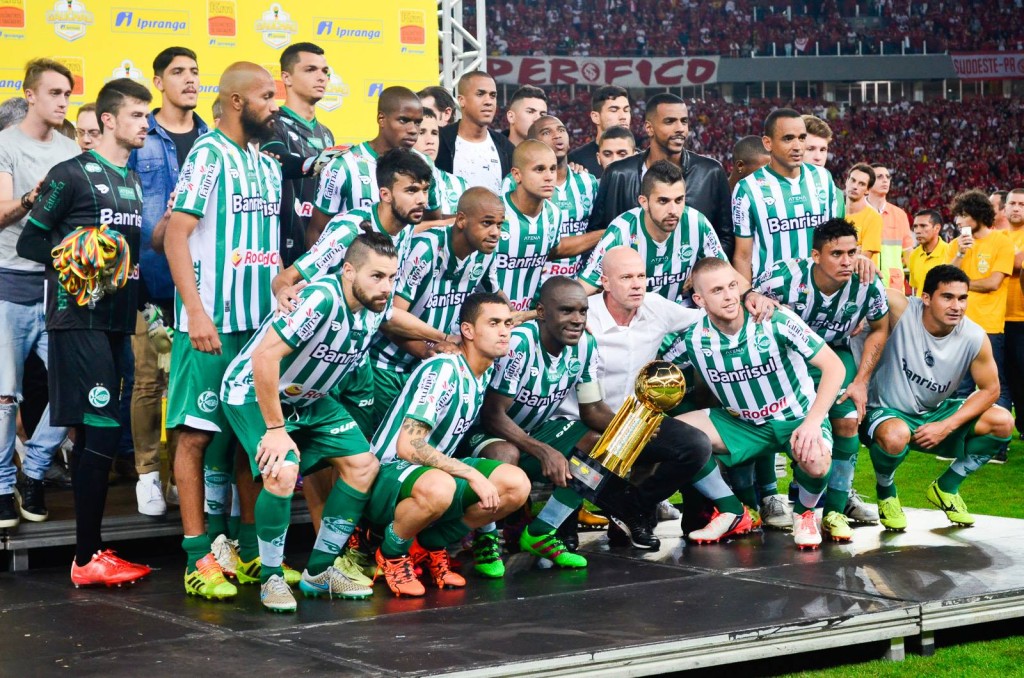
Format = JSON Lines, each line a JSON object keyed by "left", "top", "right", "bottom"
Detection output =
{"left": 0, "top": 47, "right": 1021, "bottom": 616}
{"left": 482, "top": 0, "right": 1024, "bottom": 57}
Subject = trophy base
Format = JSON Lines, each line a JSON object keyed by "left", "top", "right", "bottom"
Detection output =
{"left": 567, "top": 450, "right": 630, "bottom": 508}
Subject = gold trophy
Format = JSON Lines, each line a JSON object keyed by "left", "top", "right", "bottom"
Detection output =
{"left": 568, "top": 360, "right": 686, "bottom": 499}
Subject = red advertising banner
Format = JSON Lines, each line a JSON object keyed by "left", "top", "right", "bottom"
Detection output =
{"left": 489, "top": 56, "right": 719, "bottom": 88}
{"left": 950, "top": 53, "right": 1024, "bottom": 80}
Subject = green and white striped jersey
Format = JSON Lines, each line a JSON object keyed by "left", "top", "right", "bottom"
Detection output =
{"left": 754, "top": 258, "right": 888, "bottom": 348}
{"left": 502, "top": 167, "right": 599, "bottom": 278}
{"left": 489, "top": 321, "right": 599, "bottom": 434}
{"left": 579, "top": 206, "right": 725, "bottom": 303}
{"left": 370, "top": 225, "right": 499, "bottom": 373}
{"left": 173, "top": 129, "right": 282, "bottom": 333}
{"left": 221, "top": 276, "right": 389, "bottom": 407}
{"left": 293, "top": 206, "right": 413, "bottom": 283}
{"left": 496, "top": 191, "right": 562, "bottom": 311}
{"left": 372, "top": 352, "right": 492, "bottom": 463}
{"left": 433, "top": 164, "right": 468, "bottom": 214}
{"left": 676, "top": 307, "right": 825, "bottom": 424}
{"left": 314, "top": 142, "right": 440, "bottom": 218}
{"left": 732, "top": 163, "right": 844, "bottom": 280}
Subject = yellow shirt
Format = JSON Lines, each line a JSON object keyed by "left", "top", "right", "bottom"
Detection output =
{"left": 1005, "top": 228, "right": 1024, "bottom": 322}
{"left": 947, "top": 229, "right": 1014, "bottom": 333}
{"left": 908, "top": 239, "right": 952, "bottom": 296}
{"left": 848, "top": 205, "right": 883, "bottom": 265}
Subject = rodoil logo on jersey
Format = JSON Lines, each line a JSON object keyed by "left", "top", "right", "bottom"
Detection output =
{"left": 112, "top": 9, "right": 188, "bottom": 34}
{"left": 254, "top": 3, "right": 296, "bottom": 49}
{"left": 47, "top": 0, "right": 93, "bottom": 41}
{"left": 231, "top": 249, "right": 281, "bottom": 268}
{"left": 737, "top": 396, "right": 789, "bottom": 423}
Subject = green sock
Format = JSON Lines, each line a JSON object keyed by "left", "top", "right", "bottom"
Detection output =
{"left": 419, "top": 519, "right": 471, "bottom": 550}
{"left": 869, "top": 441, "right": 908, "bottom": 500}
{"left": 937, "top": 433, "right": 1010, "bottom": 493}
{"left": 237, "top": 522, "right": 258, "bottom": 562}
{"left": 255, "top": 490, "right": 292, "bottom": 583}
{"left": 823, "top": 435, "right": 859, "bottom": 514}
{"left": 691, "top": 458, "right": 744, "bottom": 515}
{"left": 381, "top": 522, "right": 412, "bottom": 558}
{"left": 792, "top": 466, "right": 828, "bottom": 514}
{"left": 529, "top": 486, "right": 582, "bottom": 534}
{"left": 754, "top": 454, "right": 779, "bottom": 497}
{"left": 207, "top": 514, "right": 228, "bottom": 542}
{"left": 228, "top": 516, "right": 241, "bottom": 541}
{"left": 305, "top": 480, "right": 368, "bottom": 576}
{"left": 726, "top": 462, "right": 759, "bottom": 510}
{"left": 182, "top": 534, "right": 212, "bottom": 573}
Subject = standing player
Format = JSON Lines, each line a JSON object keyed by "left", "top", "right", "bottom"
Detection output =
{"left": 755, "top": 219, "right": 888, "bottom": 541}
{"left": 801, "top": 115, "right": 832, "bottom": 168}
{"left": 675, "top": 258, "right": 844, "bottom": 549}
{"left": 732, "top": 108, "right": 844, "bottom": 284}
{"left": 414, "top": 108, "right": 466, "bottom": 215}
{"left": 221, "top": 233, "right": 400, "bottom": 612}
{"left": 163, "top": 63, "right": 282, "bottom": 599}
{"left": 567, "top": 85, "right": 631, "bottom": 178}
{"left": 504, "top": 86, "right": 548, "bottom": 147}
{"left": 580, "top": 160, "right": 726, "bottom": 302}
{"left": 17, "top": 78, "right": 152, "bottom": 585}
{"left": 307, "top": 87, "right": 436, "bottom": 245}
{"left": 595, "top": 126, "right": 637, "bottom": 172}
{"left": 261, "top": 42, "right": 334, "bottom": 266}
{"left": 369, "top": 187, "right": 504, "bottom": 424}
{"left": 366, "top": 293, "right": 530, "bottom": 597}
{"left": 864, "top": 266, "right": 1013, "bottom": 529}
{"left": 502, "top": 116, "right": 601, "bottom": 279}
{"left": 727, "top": 135, "right": 770, "bottom": 193}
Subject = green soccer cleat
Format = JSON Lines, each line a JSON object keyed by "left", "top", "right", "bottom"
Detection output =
{"left": 926, "top": 481, "right": 975, "bottom": 526}
{"left": 472, "top": 530, "right": 505, "bottom": 578}
{"left": 184, "top": 553, "right": 238, "bottom": 600}
{"left": 878, "top": 496, "right": 908, "bottom": 531}
{"left": 822, "top": 511, "right": 853, "bottom": 542}
{"left": 519, "top": 526, "right": 587, "bottom": 568}
{"left": 236, "top": 556, "right": 302, "bottom": 586}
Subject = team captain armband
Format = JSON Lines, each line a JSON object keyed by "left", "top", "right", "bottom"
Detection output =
{"left": 577, "top": 381, "right": 602, "bottom": 405}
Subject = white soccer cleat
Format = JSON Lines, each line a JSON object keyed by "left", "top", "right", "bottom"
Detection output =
{"left": 792, "top": 510, "right": 822, "bottom": 550}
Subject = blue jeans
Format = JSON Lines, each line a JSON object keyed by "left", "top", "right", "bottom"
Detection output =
{"left": 0, "top": 300, "right": 68, "bottom": 492}
{"left": 955, "top": 332, "right": 1011, "bottom": 410}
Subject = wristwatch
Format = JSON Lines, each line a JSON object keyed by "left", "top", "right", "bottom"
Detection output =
{"left": 20, "top": 191, "right": 34, "bottom": 210}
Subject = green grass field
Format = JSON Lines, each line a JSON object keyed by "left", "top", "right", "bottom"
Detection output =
{"left": 776, "top": 436, "right": 1024, "bottom": 677}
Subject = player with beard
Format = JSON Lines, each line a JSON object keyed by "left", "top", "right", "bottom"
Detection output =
{"left": 308, "top": 87, "right": 440, "bottom": 246}
{"left": 501, "top": 116, "right": 601, "bottom": 279}
{"left": 221, "top": 233, "right": 401, "bottom": 611}
{"left": 261, "top": 43, "right": 335, "bottom": 266}
{"left": 163, "top": 63, "right": 283, "bottom": 600}
{"left": 17, "top": 78, "right": 152, "bottom": 586}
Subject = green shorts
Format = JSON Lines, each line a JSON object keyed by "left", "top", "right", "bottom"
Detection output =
{"left": 809, "top": 346, "right": 858, "bottom": 421}
{"left": 224, "top": 398, "right": 370, "bottom": 479}
{"left": 708, "top": 408, "right": 834, "bottom": 468}
{"left": 364, "top": 457, "right": 503, "bottom": 528}
{"left": 371, "top": 366, "right": 410, "bottom": 430}
{"left": 461, "top": 419, "right": 590, "bottom": 482}
{"left": 166, "top": 330, "right": 251, "bottom": 433}
{"left": 329, "top": 356, "right": 378, "bottom": 439}
{"left": 862, "top": 398, "right": 976, "bottom": 458}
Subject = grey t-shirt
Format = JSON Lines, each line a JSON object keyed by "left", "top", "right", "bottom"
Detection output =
{"left": 0, "top": 125, "right": 80, "bottom": 274}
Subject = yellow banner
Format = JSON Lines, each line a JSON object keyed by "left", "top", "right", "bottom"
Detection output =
{"left": 0, "top": 0, "right": 438, "bottom": 143}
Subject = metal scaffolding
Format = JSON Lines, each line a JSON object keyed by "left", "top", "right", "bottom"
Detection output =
{"left": 439, "top": 0, "right": 486, "bottom": 90}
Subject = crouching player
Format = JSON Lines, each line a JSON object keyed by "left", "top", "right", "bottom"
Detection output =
{"left": 864, "top": 265, "right": 1013, "bottom": 530}
{"left": 675, "top": 258, "right": 843, "bottom": 549}
{"left": 220, "top": 233, "right": 399, "bottom": 612}
{"left": 366, "top": 293, "right": 530, "bottom": 597}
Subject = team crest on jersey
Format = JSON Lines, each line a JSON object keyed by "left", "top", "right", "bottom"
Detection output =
{"left": 817, "top": 189, "right": 827, "bottom": 201}
{"left": 84, "top": 162, "right": 101, "bottom": 173}
{"left": 842, "top": 301, "right": 859, "bottom": 317}
{"left": 87, "top": 386, "right": 110, "bottom": 407}
{"left": 754, "top": 331, "right": 772, "bottom": 353}
{"left": 197, "top": 390, "right": 219, "bottom": 413}
{"left": 566, "top": 358, "right": 582, "bottom": 376}
{"left": 678, "top": 245, "right": 694, "bottom": 260}
{"left": 470, "top": 263, "right": 485, "bottom": 278}
{"left": 583, "top": 196, "right": 593, "bottom": 211}
{"left": 924, "top": 349, "right": 935, "bottom": 367}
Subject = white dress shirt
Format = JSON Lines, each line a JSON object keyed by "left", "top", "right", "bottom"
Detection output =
{"left": 557, "top": 291, "right": 705, "bottom": 417}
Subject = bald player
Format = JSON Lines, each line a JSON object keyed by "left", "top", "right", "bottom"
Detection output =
{"left": 728, "top": 135, "right": 770, "bottom": 192}
{"left": 497, "top": 140, "right": 602, "bottom": 313}
{"left": 164, "top": 62, "right": 283, "bottom": 599}
{"left": 308, "top": 86, "right": 440, "bottom": 245}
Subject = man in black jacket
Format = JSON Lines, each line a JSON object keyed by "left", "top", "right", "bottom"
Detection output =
{"left": 435, "top": 70, "right": 515, "bottom": 195}
{"left": 588, "top": 93, "right": 734, "bottom": 258}
{"left": 567, "top": 85, "right": 631, "bottom": 179}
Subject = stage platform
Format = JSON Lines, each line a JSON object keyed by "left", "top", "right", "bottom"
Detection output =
{"left": 3, "top": 504, "right": 1024, "bottom": 677}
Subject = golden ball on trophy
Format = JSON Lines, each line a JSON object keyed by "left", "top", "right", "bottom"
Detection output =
{"left": 634, "top": 360, "right": 687, "bottom": 412}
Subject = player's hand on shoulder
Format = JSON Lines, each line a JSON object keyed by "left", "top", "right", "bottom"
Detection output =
{"left": 852, "top": 255, "right": 880, "bottom": 283}
{"left": 302, "top": 145, "right": 353, "bottom": 177}
{"left": 743, "top": 289, "right": 779, "bottom": 322}
{"left": 568, "top": 161, "right": 589, "bottom": 175}
{"left": 276, "top": 281, "right": 307, "bottom": 314}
